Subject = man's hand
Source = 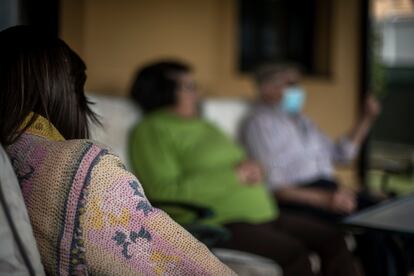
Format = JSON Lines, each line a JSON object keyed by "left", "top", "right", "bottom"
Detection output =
{"left": 349, "top": 94, "right": 381, "bottom": 147}
{"left": 329, "top": 189, "right": 357, "bottom": 214}
{"left": 363, "top": 95, "right": 381, "bottom": 121}
{"left": 235, "top": 160, "right": 263, "bottom": 185}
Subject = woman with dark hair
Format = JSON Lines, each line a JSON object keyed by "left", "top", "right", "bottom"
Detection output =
{"left": 0, "top": 26, "right": 234, "bottom": 275}
{"left": 129, "top": 61, "right": 361, "bottom": 276}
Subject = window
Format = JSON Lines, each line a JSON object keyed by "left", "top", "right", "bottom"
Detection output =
{"left": 239, "top": 0, "right": 332, "bottom": 76}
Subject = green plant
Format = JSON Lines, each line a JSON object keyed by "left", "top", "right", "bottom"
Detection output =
{"left": 370, "top": 28, "right": 386, "bottom": 98}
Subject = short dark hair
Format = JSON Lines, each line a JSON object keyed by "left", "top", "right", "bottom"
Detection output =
{"left": 0, "top": 25, "right": 100, "bottom": 145}
{"left": 130, "top": 60, "right": 191, "bottom": 113}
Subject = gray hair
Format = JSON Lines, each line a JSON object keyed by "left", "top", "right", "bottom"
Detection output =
{"left": 254, "top": 63, "right": 301, "bottom": 85}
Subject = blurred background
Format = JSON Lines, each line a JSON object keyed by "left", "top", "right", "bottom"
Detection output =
{"left": 1, "top": 0, "right": 413, "bottom": 196}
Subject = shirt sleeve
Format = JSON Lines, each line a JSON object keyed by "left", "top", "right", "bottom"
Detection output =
{"left": 128, "top": 124, "right": 241, "bottom": 207}
{"left": 331, "top": 137, "right": 358, "bottom": 164}
{"left": 81, "top": 152, "right": 235, "bottom": 275}
{"left": 313, "top": 123, "right": 358, "bottom": 164}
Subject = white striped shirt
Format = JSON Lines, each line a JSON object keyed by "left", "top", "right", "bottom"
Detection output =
{"left": 241, "top": 103, "right": 357, "bottom": 190}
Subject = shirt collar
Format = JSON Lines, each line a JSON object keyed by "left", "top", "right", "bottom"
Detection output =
{"left": 254, "top": 101, "right": 307, "bottom": 123}
{"left": 254, "top": 101, "right": 285, "bottom": 115}
{"left": 23, "top": 113, "right": 65, "bottom": 141}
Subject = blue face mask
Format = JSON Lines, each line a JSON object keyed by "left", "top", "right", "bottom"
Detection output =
{"left": 280, "top": 86, "right": 306, "bottom": 114}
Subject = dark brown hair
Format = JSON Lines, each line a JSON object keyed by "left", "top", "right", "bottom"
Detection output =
{"left": 130, "top": 61, "right": 191, "bottom": 114}
{"left": 0, "top": 25, "right": 100, "bottom": 145}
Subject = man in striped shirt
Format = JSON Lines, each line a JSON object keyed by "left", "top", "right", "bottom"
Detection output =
{"left": 241, "top": 63, "right": 381, "bottom": 221}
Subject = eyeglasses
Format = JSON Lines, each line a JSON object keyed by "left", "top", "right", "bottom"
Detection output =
{"left": 180, "top": 82, "right": 198, "bottom": 93}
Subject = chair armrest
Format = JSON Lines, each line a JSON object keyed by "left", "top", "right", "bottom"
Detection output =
{"left": 151, "top": 200, "right": 214, "bottom": 221}
{"left": 151, "top": 200, "right": 230, "bottom": 248}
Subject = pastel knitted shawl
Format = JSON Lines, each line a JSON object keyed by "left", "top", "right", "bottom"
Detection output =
{"left": 6, "top": 114, "right": 234, "bottom": 276}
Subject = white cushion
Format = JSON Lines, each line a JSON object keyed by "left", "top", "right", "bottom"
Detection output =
{"left": 201, "top": 99, "right": 250, "bottom": 141}
{"left": 88, "top": 93, "right": 141, "bottom": 169}
{"left": 88, "top": 93, "right": 251, "bottom": 168}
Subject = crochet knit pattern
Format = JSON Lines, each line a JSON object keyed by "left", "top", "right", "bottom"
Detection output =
{"left": 6, "top": 114, "right": 234, "bottom": 276}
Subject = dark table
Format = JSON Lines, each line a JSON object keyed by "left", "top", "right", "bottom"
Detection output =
{"left": 343, "top": 194, "right": 414, "bottom": 235}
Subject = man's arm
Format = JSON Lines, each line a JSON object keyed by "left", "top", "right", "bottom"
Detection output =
{"left": 348, "top": 95, "right": 381, "bottom": 147}
{"left": 275, "top": 186, "right": 332, "bottom": 208}
{"left": 275, "top": 186, "right": 357, "bottom": 214}
{"left": 327, "top": 95, "right": 380, "bottom": 164}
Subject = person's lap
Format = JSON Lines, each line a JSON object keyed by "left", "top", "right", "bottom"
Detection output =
{"left": 220, "top": 212, "right": 356, "bottom": 276}
{"left": 222, "top": 217, "right": 311, "bottom": 267}
{"left": 279, "top": 178, "right": 381, "bottom": 223}
{"left": 278, "top": 178, "right": 412, "bottom": 276}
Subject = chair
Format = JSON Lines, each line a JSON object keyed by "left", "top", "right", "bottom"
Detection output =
{"left": 152, "top": 201, "right": 231, "bottom": 248}
{"left": 0, "top": 144, "right": 45, "bottom": 276}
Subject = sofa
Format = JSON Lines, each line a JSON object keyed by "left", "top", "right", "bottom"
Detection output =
{"left": 88, "top": 93, "right": 251, "bottom": 169}
{"left": 88, "top": 93, "right": 284, "bottom": 276}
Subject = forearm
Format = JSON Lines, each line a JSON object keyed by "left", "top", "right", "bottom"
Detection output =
{"left": 275, "top": 187, "right": 332, "bottom": 209}
{"left": 83, "top": 155, "right": 235, "bottom": 275}
{"left": 348, "top": 116, "right": 375, "bottom": 147}
{"left": 142, "top": 210, "right": 236, "bottom": 275}
{"left": 348, "top": 94, "right": 380, "bottom": 147}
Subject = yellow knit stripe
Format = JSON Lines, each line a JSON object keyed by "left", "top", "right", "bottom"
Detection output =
{"left": 23, "top": 113, "right": 65, "bottom": 141}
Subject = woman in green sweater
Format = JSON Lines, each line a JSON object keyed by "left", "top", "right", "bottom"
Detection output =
{"left": 128, "top": 61, "right": 359, "bottom": 276}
